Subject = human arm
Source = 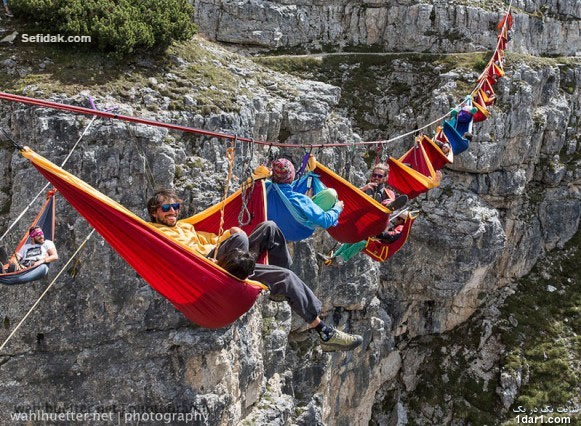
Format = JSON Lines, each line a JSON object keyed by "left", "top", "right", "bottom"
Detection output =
{"left": 297, "top": 193, "right": 343, "bottom": 229}
{"left": 360, "top": 182, "right": 378, "bottom": 192}
{"left": 32, "top": 242, "right": 58, "bottom": 268}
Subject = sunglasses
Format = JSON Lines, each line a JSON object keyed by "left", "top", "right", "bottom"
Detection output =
{"left": 371, "top": 173, "right": 386, "bottom": 178}
{"left": 160, "top": 203, "right": 180, "bottom": 212}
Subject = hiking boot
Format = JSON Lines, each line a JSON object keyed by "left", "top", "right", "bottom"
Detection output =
{"left": 386, "top": 195, "right": 408, "bottom": 213}
{"left": 320, "top": 328, "right": 363, "bottom": 352}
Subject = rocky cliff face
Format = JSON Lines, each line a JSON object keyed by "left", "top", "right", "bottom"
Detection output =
{"left": 0, "top": 1, "right": 580, "bottom": 425}
{"left": 194, "top": 0, "right": 581, "bottom": 56}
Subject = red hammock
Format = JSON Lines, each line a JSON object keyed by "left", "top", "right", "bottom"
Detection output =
{"left": 21, "top": 147, "right": 267, "bottom": 329}
{"left": 387, "top": 137, "right": 441, "bottom": 199}
{"left": 418, "top": 134, "right": 453, "bottom": 171}
{"left": 312, "top": 162, "right": 391, "bottom": 244}
{"left": 363, "top": 213, "right": 416, "bottom": 262}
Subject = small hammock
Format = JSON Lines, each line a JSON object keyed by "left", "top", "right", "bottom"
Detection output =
{"left": 418, "top": 133, "right": 453, "bottom": 171}
{"left": 472, "top": 98, "right": 491, "bottom": 123}
{"left": 486, "top": 62, "right": 505, "bottom": 80}
{"left": 442, "top": 97, "right": 476, "bottom": 156}
{"left": 442, "top": 120, "right": 470, "bottom": 155}
{"left": 387, "top": 137, "right": 441, "bottom": 199}
{"left": 310, "top": 162, "right": 392, "bottom": 244}
{"left": 20, "top": 147, "right": 268, "bottom": 329}
{"left": 362, "top": 212, "right": 416, "bottom": 262}
{"left": 0, "top": 190, "right": 57, "bottom": 285}
{"left": 477, "top": 80, "right": 497, "bottom": 106}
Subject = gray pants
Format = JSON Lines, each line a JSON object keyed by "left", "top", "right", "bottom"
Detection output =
{"left": 212, "top": 221, "right": 322, "bottom": 324}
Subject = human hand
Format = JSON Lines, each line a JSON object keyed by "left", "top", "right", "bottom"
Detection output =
{"left": 361, "top": 182, "right": 376, "bottom": 191}
{"left": 32, "top": 259, "right": 45, "bottom": 268}
{"left": 336, "top": 200, "right": 344, "bottom": 211}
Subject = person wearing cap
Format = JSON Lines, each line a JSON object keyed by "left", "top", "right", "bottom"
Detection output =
{"left": 269, "top": 158, "right": 344, "bottom": 235}
{"left": 147, "top": 189, "right": 363, "bottom": 352}
{"left": 6, "top": 226, "right": 59, "bottom": 272}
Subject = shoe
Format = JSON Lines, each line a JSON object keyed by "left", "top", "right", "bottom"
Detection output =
{"left": 463, "top": 132, "right": 473, "bottom": 141}
{"left": 386, "top": 195, "right": 408, "bottom": 212}
{"left": 316, "top": 252, "right": 335, "bottom": 266}
{"left": 320, "top": 328, "right": 363, "bottom": 352}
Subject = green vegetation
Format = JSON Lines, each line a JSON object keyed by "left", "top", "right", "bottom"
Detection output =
{"left": 402, "top": 227, "right": 581, "bottom": 424}
{"left": 498, "top": 230, "right": 581, "bottom": 413}
{"left": 0, "top": 34, "right": 248, "bottom": 115}
{"left": 12, "top": 0, "right": 196, "bottom": 57}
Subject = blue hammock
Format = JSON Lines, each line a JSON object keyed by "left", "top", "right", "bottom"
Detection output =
{"left": 266, "top": 172, "right": 327, "bottom": 242}
{"left": 443, "top": 97, "right": 475, "bottom": 155}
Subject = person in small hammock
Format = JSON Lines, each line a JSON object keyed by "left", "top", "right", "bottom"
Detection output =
{"left": 0, "top": 226, "right": 59, "bottom": 273}
{"left": 147, "top": 189, "right": 363, "bottom": 352}
{"left": 269, "top": 157, "right": 344, "bottom": 229}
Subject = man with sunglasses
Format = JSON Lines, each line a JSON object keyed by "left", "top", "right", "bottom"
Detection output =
{"left": 360, "top": 163, "right": 407, "bottom": 210}
{"left": 147, "top": 189, "right": 363, "bottom": 352}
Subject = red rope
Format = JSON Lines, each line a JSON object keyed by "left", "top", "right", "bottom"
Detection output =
{"left": 0, "top": 91, "right": 363, "bottom": 149}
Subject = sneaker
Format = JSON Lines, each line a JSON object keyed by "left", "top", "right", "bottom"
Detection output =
{"left": 385, "top": 194, "right": 408, "bottom": 213}
{"left": 463, "top": 132, "right": 473, "bottom": 141}
{"left": 320, "top": 328, "right": 363, "bottom": 352}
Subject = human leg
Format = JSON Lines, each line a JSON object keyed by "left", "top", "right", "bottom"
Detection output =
{"left": 207, "top": 232, "right": 249, "bottom": 261}
{"left": 253, "top": 264, "right": 362, "bottom": 352}
{"left": 253, "top": 264, "right": 321, "bottom": 323}
{"left": 248, "top": 221, "right": 292, "bottom": 268}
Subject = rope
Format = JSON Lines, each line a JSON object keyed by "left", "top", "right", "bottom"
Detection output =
{"left": 237, "top": 138, "right": 256, "bottom": 226}
{"left": 0, "top": 114, "right": 98, "bottom": 244}
{"left": 0, "top": 92, "right": 472, "bottom": 149}
{"left": 212, "top": 138, "right": 237, "bottom": 261}
{"left": 0, "top": 229, "right": 96, "bottom": 353}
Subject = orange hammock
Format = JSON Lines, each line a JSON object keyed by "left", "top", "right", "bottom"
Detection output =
{"left": 21, "top": 147, "right": 268, "bottom": 329}
{"left": 311, "top": 162, "right": 391, "bottom": 244}
{"left": 363, "top": 213, "right": 416, "bottom": 262}
{"left": 0, "top": 189, "right": 57, "bottom": 285}
{"left": 387, "top": 136, "right": 441, "bottom": 199}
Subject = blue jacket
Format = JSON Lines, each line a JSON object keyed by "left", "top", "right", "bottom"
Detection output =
{"left": 266, "top": 183, "right": 343, "bottom": 241}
